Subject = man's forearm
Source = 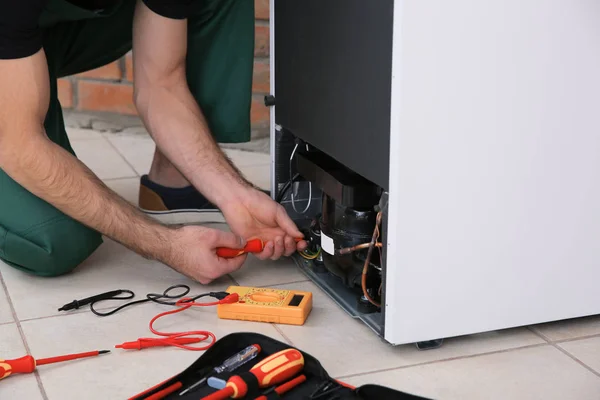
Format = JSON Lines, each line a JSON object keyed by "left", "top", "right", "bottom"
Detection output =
{"left": 132, "top": 1, "right": 252, "bottom": 208}
{"left": 0, "top": 132, "right": 173, "bottom": 261}
{"left": 135, "top": 81, "right": 252, "bottom": 207}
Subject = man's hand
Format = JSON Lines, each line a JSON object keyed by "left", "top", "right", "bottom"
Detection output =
{"left": 221, "top": 188, "right": 308, "bottom": 260}
{"left": 132, "top": 2, "right": 307, "bottom": 262}
{"left": 165, "top": 225, "right": 247, "bottom": 284}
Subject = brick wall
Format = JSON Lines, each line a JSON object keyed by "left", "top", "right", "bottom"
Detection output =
{"left": 58, "top": 0, "right": 271, "bottom": 139}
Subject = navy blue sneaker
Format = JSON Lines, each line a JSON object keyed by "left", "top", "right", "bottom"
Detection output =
{"left": 138, "top": 175, "right": 225, "bottom": 224}
{"left": 138, "top": 175, "right": 271, "bottom": 225}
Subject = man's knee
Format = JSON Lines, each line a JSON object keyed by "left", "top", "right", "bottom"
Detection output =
{"left": 0, "top": 218, "right": 103, "bottom": 277}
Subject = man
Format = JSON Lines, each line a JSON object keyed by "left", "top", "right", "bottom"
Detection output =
{"left": 0, "top": 0, "right": 306, "bottom": 283}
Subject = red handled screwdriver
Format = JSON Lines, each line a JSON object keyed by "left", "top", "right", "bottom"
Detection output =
{"left": 0, "top": 350, "right": 110, "bottom": 380}
{"left": 217, "top": 239, "right": 264, "bottom": 258}
{"left": 217, "top": 238, "right": 304, "bottom": 258}
{"left": 200, "top": 348, "right": 304, "bottom": 400}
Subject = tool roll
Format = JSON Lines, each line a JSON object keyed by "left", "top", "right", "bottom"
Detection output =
{"left": 129, "top": 332, "right": 431, "bottom": 400}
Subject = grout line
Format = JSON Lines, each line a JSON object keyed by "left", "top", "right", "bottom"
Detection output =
{"left": 527, "top": 325, "right": 552, "bottom": 343}
{"left": 0, "top": 273, "right": 50, "bottom": 400}
{"left": 554, "top": 332, "right": 600, "bottom": 344}
{"left": 552, "top": 343, "right": 600, "bottom": 379}
{"left": 224, "top": 274, "right": 308, "bottom": 289}
{"left": 272, "top": 324, "right": 295, "bottom": 346}
{"left": 72, "top": 76, "right": 79, "bottom": 108}
{"left": 527, "top": 325, "right": 600, "bottom": 346}
{"left": 334, "top": 342, "right": 550, "bottom": 381}
{"left": 102, "top": 133, "right": 142, "bottom": 177}
{"left": 17, "top": 308, "right": 95, "bottom": 324}
{"left": 260, "top": 279, "right": 310, "bottom": 288}
{"left": 227, "top": 274, "right": 240, "bottom": 286}
{"left": 118, "top": 56, "right": 127, "bottom": 81}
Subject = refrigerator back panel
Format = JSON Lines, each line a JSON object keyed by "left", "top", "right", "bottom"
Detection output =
{"left": 274, "top": 0, "right": 394, "bottom": 190}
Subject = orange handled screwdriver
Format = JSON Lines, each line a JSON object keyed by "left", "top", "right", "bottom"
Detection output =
{"left": 0, "top": 350, "right": 110, "bottom": 380}
{"left": 217, "top": 238, "right": 304, "bottom": 258}
{"left": 217, "top": 238, "right": 264, "bottom": 258}
{"left": 201, "top": 348, "right": 304, "bottom": 400}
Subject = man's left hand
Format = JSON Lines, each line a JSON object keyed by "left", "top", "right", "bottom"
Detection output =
{"left": 221, "top": 187, "right": 308, "bottom": 260}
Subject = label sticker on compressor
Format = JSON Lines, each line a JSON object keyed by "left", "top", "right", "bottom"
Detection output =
{"left": 320, "top": 232, "right": 335, "bottom": 255}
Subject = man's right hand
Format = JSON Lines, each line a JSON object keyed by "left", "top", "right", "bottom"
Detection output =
{"left": 164, "top": 225, "right": 247, "bottom": 284}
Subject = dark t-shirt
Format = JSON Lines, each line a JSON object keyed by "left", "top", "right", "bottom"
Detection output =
{"left": 0, "top": 0, "right": 194, "bottom": 60}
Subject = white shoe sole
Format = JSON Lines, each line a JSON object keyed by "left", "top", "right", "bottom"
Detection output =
{"left": 142, "top": 209, "right": 227, "bottom": 226}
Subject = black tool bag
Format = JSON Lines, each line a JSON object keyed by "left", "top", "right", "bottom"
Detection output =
{"left": 129, "top": 332, "right": 431, "bottom": 400}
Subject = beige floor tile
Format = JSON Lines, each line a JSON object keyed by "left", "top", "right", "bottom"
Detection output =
{"left": 71, "top": 138, "right": 137, "bottom": 180}
{"left": 242, "top": 164, "right": 271, "bottom": 190}
{"left": 66, "top": 127, "right": 104, "bottom": 141}
{"left": 104, "top": 132, "right": 155, "bottom": 176}
{"left": 275, "top": 281, "right": 545, "bottom": 377}
{"left": 224, "top": 149, "right": 270, "bottom": 167}
{"left": 105, "top": 177, "right": 141, "bottom": 205}
{"left": 229, "top": 256, "right": 308, "bottom": 288}
{"left": 0, "top": 238, "right": 233, "bottom": 321}
{"left": 342, "top": 346, "right": 600, "bottom": 400}
{"left": 104, "top": 133, "right": 270, "bottom": 181}
{"left": 21, "top": 304, "right": 289, "bottom": 399}
{"left": 530, "top": 315, "right": 600, "bottom": 342}
{"left": 0, "top": 324, "right": 44, "bottom": 400}
{"left": 0, "top": 279, "right": 14, "bottom": 324}
{"left": 559, "top": 336, "right": 600, "bottom": 374}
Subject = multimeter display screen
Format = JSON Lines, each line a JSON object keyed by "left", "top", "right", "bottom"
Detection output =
{"left": 288, "top": 295, "right": 304, "bottom": 307}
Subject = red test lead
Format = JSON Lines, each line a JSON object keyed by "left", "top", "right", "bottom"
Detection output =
{"left": 114, "top": 292, "right": 240, "bottom": 352}
{"left": 115, "top": 337, "right": 203, "bottom": 350}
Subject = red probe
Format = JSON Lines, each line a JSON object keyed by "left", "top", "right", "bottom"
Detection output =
{"left": 201, "top": 348, "right": 305, "bottom": 400}
{"left": 0, "top": 350, "right": 110, "bottom": 380}
{"left": 216, "top": 238, "right": 304, "bottom": 258}
{"left": 115, "top": 337, "right": 203, "bottom": 350}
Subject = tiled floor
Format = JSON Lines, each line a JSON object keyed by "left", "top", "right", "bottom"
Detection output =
{"left": 2, "top": 128, "right": 600, "bottom": 399}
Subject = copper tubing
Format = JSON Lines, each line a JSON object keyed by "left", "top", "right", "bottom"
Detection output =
{"left": 361, "top": 211, "right": 382, "bottom": 307}
{"left": 337, "top": 242, "right": 382, "bottom": 255}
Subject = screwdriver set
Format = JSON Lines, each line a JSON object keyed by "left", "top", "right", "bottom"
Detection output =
{"left": 129, "top": 332, "right": 430, "bottom": 400}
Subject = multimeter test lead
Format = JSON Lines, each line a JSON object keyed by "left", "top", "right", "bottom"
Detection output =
{"left": 178, "top": 344, "right": 262, "bottom": 396}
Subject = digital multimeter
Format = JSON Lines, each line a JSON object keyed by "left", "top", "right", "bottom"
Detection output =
{"left": 217, "top": 286, "right": 313, "bottom": 325}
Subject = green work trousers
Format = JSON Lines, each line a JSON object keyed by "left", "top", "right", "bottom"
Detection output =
{"left": 0, "top": 0, "right": 255, "bottom": 277}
